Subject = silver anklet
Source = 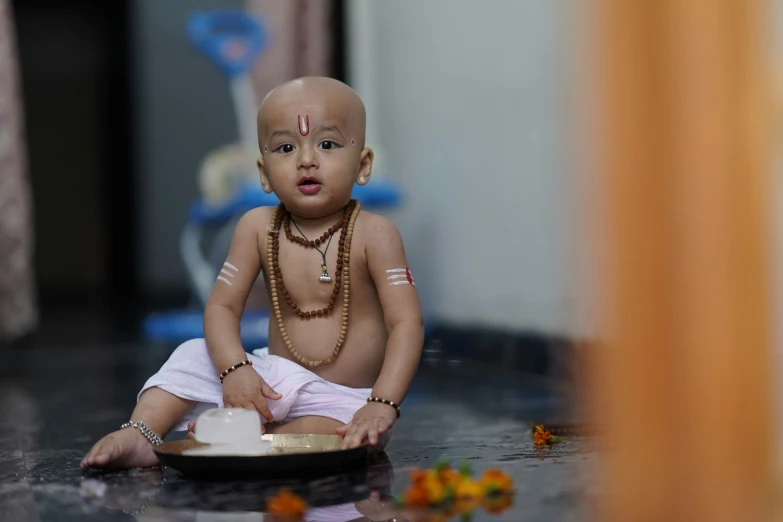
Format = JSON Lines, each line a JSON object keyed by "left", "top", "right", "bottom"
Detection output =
{"left": 121, "top": 420, "right": 164, "bottom": 446}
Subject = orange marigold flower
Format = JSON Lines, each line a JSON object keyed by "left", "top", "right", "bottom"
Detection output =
{"left": 410, "top": 469, "right": 429, "bottom": 486}
{"left": 483, "top": 492, "right": 514, "bottom": 514}
{"left": 403, "top": 484, "right": 431, "bottom": 507}
{"left": 404, "top": 469, "right": 447, "bottom": 507}
{"left": 534, "top": 424, "right": 546, "bottom": 434}
{"left": 480, "top": 469, "right": 514, "bottom": 493}
{"left": 484, "top": 472, "right": 512, "bottom": 494}
{"left": 422, "top": 472, "right": 446, "bottom": 504}
{"left": 266, "top": 488, "right": 308, "bottom": 517}
{"left": 533, "top": 429, "right": 553, "bottom": 445}
{"left": 453, "top": 497, "right": 481, "bottom": 516}
{"left": 438, "top": 467, "right": 463, "bottom": 488}
{"left": 455, "top": 479, "right": 483, "bottom": 499}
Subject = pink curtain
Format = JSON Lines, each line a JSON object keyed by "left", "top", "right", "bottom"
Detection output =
{"left": 245, "top": 0, "right": 334, "bottom": 100}
{"left": 0, "top": 0, "right": 37, "bottom": 341}
{"left": 242, "top": 0, "right": 334, "bottom": 312}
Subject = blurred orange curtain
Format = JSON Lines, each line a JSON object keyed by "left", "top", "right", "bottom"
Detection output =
{"left": 587, "top": 1, "right": 776, "bottom": 521}
{"left": 0, "top": 0, "right": 36, "bottom": 341}
{"left": 245, "top": 0, "right": 334, "bottom": 101}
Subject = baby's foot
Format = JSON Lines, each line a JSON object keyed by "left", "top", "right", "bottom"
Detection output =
{"left": 80, "top": 427, "right": 160, "bottom": 470}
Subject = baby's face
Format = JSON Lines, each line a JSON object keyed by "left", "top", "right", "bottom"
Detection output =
{"left": 258, "top": 87, "right": 368, "bottom": 219}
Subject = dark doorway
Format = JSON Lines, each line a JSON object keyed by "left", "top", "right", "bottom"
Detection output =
{"left": 12, "top": 0, "right": 135, "bottom": 310}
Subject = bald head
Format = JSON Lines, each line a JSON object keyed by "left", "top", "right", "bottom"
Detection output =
{"left": 257, "top": 77, "right": 367, "bottom": 151}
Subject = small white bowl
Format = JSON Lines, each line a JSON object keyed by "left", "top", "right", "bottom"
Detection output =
{"left": 194, "top": 408, "right": 262, "bottom": 445}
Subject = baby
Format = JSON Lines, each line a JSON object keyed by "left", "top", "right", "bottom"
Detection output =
{"left": 81, "top": 77, "right": 424, "bottom": 470}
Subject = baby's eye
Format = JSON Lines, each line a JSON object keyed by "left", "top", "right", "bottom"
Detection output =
{"left": 274, "top": 144, "right": 295, "bottom": 153}
{"left": 319, "top": 140, "right": 340, "bottom": 150}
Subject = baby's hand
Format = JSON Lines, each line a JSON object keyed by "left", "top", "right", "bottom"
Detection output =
{"left": 337, "top": 402, "right": 397, "bottom": 449}
{"left": 221, "top": 366, "right": 282, "bottom": 422}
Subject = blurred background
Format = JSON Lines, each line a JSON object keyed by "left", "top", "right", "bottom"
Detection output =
{"left": 1, "top": 0, "right": 582, "bottom": 353}
{"left": 3, "top": 0, "right": 783, "bottom": 519}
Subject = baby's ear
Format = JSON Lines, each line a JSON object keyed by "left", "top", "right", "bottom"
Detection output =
{"left": 356, "top": 147, "right": 374, "bottom": 186}
{"left": 257, "top": 156, "right": 273, "bottom": 194}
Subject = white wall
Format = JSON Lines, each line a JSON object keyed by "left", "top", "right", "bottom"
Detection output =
{"left": 348, "top": 1, "right": 578, "bottom": 335}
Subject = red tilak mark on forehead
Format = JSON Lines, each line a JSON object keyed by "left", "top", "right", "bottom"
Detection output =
{"left": 298, "top": 115, "right": 309, "bottom": 136}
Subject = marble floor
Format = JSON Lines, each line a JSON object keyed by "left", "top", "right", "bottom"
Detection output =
{"left": 0, "top": 313, "right": 596, "bottom": 521}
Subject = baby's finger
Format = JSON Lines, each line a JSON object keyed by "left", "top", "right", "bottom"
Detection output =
{"left": 335, "top": 423, "right": 350, "bottom": 435}
{"left": 252, "top": 396, "right": 274, "bottom": 422}
{"left": 378, "top": 419, "right": 393, "bottom": 434}
{"left": 260, "top": 381, "right": 282, "bottom": 400}
{"left": 187, "top": 421, "right": 195, "bottom": 431}
{"left": 344, "top": 422, "right": 368, "bottom": 449}
{"left": 186, "top": 430, "right": 195, "bottom": 439}
{"left": 341, "top": 424, "right": 359, "bottom": 449}
{"left": 368, "top": 419, "right": 381, "bottom": 446}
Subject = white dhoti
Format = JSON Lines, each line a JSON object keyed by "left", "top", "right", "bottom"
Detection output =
{"left": 139, "top": 338, "right": 391, "bottom": 450}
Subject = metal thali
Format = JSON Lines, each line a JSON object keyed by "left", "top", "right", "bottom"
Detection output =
{"left": 153, "top": 434, "right": 368, "bottom": 479}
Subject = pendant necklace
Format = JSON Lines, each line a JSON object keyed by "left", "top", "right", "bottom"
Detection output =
{"left": 290, "top": 217, "right": 335, "bottom": 283}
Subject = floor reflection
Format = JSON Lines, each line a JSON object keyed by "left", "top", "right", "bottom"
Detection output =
{"left": 80, "top": 453, "right": 399, "bottom": 521}
{"left": 1, "top": 317, "right": 592, "bottom": 521}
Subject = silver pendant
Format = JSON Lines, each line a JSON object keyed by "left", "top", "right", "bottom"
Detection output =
{"left": 319, "top": 264, "right": 331, "bottom": 283}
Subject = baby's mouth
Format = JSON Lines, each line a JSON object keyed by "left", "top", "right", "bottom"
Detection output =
{"left": 297, "top": 176, "right": 321, "bottom": 186}
{"left": 297, "top": 175, "right": 323, "bottom": 194}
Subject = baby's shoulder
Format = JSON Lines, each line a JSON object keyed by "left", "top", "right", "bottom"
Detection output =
{"left": 356, "top": 210, "right": 399, "bottom": 237}
{"left": 231, "top": 207, "right": 277, "bottom": 247}
{"left": 355, "top": 210, "right": 403, "bottom": 248}
{"left": 236, "top": 206, "right": 276, "bottom": 231}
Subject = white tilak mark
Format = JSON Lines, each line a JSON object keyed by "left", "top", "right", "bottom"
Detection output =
{"left": 223, "top": 262, "right": 239, "bottom": 272}
{"left": 217, "top": 276, "right": 233, "bottom": 286}
{"left": 386, "top": 267, "right": 415, "bottom": 286}
{"left": 220, "top": 269, "right": 235, "bottom": 278}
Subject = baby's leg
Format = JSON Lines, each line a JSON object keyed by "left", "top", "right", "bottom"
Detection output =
{"left": 80, "top": 387, "right": 194, "bottom": 470}
{"left": 265, "top": 416, "right": 343, "bottom": 435}
{"left": 185, "top": 415, "right": 342, "bottom": 440}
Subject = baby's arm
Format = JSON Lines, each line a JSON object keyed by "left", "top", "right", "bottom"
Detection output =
{"left": 364, "top": 216, "right": 425, "bottom": 406}
{"left": 338, "top": 215, "right": 424, "bottom": 448}
{"left": 204, "top": 210, "right": 262, "bottom": 370}
{"left": 203, "top": 208, "right": 280, "bottom": 419}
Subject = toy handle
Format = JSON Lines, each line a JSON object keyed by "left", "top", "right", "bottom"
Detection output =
{"left": 187, "top": 10, "right": 266, "bottom": 79}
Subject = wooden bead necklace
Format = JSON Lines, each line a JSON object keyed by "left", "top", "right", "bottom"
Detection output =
{"left": 275, "top": 200, "right": 356, "bottom": 318}
{"left": 290, "top": 216, "right": 336, "bottom": 283}
{"left": 283, "top": 207, "right": 348, "bottom": 247}
{"left": 267, "top": 200, "right": 361, "bottom": 367}
{"left": 285, "top": 208, "right": 347, "bottom": 284}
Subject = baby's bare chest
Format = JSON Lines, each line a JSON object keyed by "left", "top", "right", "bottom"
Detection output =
{"left": 260, "top": 231, "right": 374, "bottom": 309}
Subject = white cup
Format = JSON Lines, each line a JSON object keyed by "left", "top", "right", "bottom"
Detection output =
{"left": 194, "top": 408, "right": 262, "bottom": 445}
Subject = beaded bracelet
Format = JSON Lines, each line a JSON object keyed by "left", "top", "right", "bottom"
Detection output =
{"left": 219, "top": 359, "right": 252, "bottom": 383}
{"left": 367, "top": 396, "right": 401, "bottom": 418}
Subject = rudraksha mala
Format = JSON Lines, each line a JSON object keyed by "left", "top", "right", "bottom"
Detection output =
{"left": 275, "top": 201, "right": 356, "bottom": 317}
{"left": 267, "top": 200, "right": 361, "bottom": 367}
{"left": 283, "top": 205, "right": 350, "bottom": 247}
